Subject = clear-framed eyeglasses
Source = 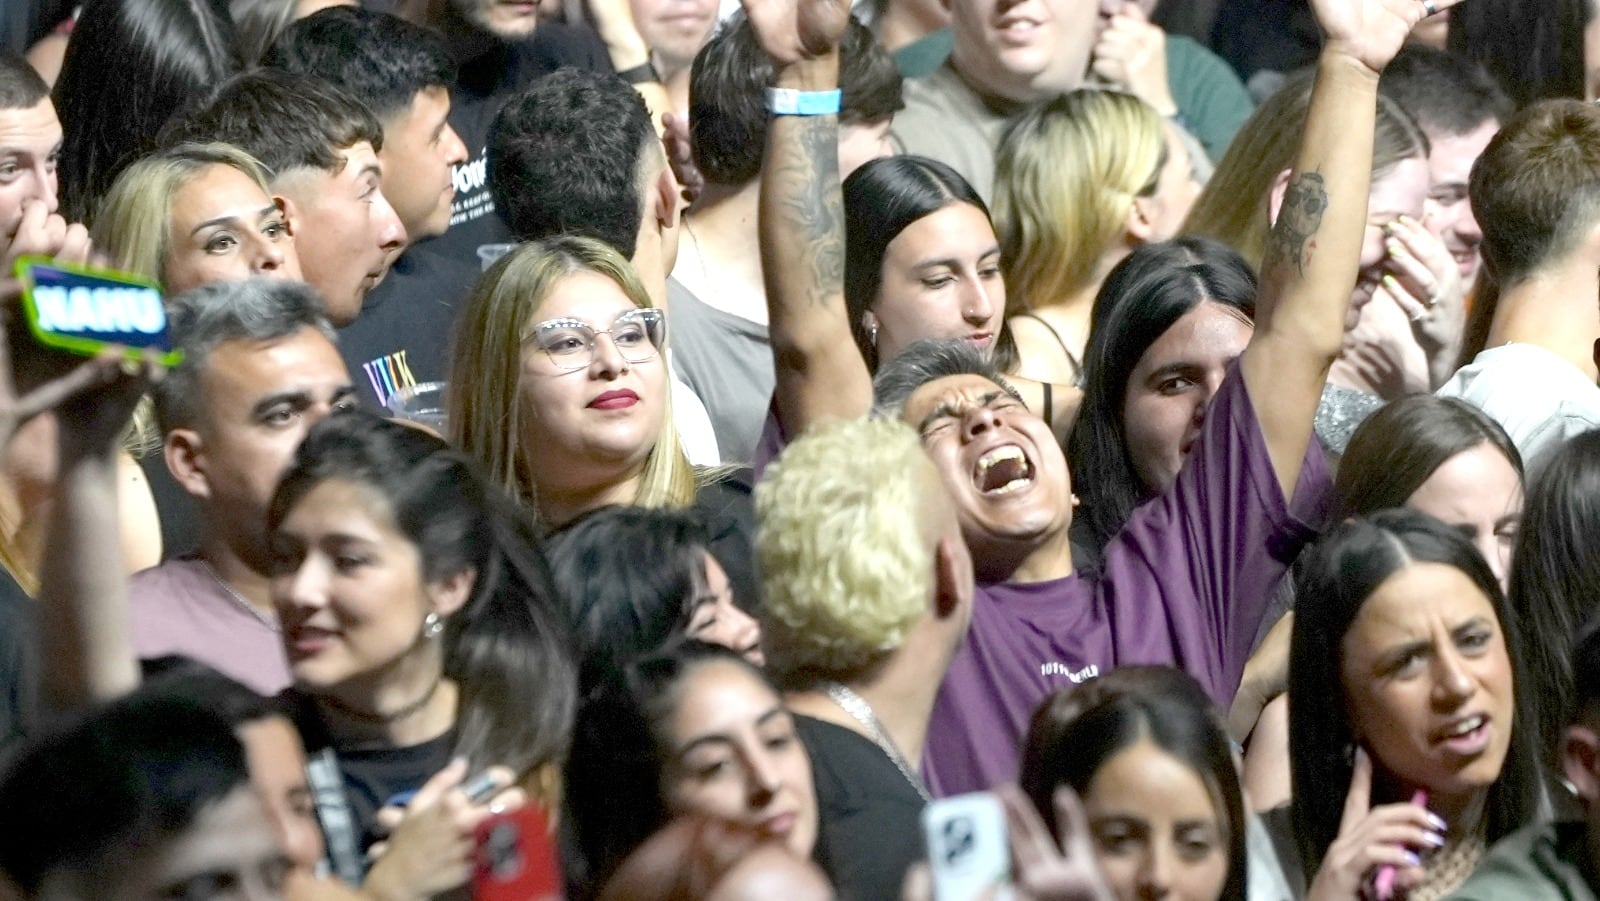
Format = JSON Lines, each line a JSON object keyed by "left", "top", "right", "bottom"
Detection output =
{"left": 526, "top": 307, "right": 667, "bottom": 372}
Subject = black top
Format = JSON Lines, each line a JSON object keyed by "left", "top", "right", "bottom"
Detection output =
{"left": 430, "top": 19, "right": 613, "bottom": 269}
{"left": 0, "top": 567, "right": 36, "bottom": 753}
{"left": 795, "top": 713, "right": 927, "bottom": 901}
{"left": 693, "top": 467, "right": 762, "bottom": 617}
{"left": 283, "top": 690, "right": 457, "bottom": 852}
{"left": 338, "top": 245, "right": 480, "bottom": 412}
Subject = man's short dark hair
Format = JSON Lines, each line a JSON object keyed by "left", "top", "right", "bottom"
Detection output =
{"left": 1471, "top": 99, "right": 1600, "bottom": 287}
{"left": 153, "top": 278, "right": 335, "bottom": 433}
{"left": 1381, "top": 45, "right": 1514, "bottom": 137}
{"left": 0, "top": 693, "right": 249, "bottom": 894}
{"left": 160, "top": 69, "right": 384, "bottom": 178}
{"left": 872, "top": 338, "right": 1020, "bottom": 417}
{"left": 262, "top": 7, "right": 455, "bottom": 122}
{"left": 0, "top": 51, "right": 49, "bottom": 111}
{"left": 690, "top": 13, "right": 903, "bottom": 186}
{"left": 489, "top": 68, "right": 656, "bottom": 256}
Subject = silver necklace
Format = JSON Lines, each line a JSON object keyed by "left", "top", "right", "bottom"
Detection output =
{"left": 201, "top": 560, "right": 281, "bottom": 633}
{"left": 822, "top": 681, "right": 933, "bottom": 803}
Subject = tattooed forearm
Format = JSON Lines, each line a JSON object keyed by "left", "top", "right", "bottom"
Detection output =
{"left": 772, "top": 115, "right": 846, "bottom": 307}
{"left": 1263, "top": 170, "right": 1328, "bottom": 278}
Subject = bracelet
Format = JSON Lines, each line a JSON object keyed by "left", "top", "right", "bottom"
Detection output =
{"left": 616, "top": 61, "right": 661, "bottom": 84}
{"left": 765, "top": 87, "right": 842, "bottom": 116}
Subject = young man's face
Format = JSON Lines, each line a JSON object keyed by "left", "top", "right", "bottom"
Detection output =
{"left": 1423, "top": 119, "right": 1498, "bottom": 289}
{"left": 273, "top": 143, "right": 406, "bottom": 326}
{"left": 0, "top": 98, "right": 63, "bottom": 242}
{"left": 379, "top": 87, "right": 469, "bottom": 241}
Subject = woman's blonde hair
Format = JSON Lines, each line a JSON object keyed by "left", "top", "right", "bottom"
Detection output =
{"left": 448, "top": 235, "right": 696, "bottom": 531}
{"left": 994, "top": 89, "right": 1166, "bottom": 314}
{"left": 92, "top": 142, "right": 275, "bottom": 285}
{"left": 1182, "top": 69, "right": 1429, "bottom": 269}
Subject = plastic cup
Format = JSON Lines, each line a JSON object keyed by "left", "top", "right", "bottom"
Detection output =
{"left": 387, "top": 381, "right": 448, "bottom": 434}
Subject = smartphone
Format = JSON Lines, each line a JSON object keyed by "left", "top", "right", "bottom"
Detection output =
{"left": 13, "top": 257, "right": 182, "bottom": 366}
{"left": 473, "top": 803, "right": 562, "bottom": 901}
{"left": 922, "top": 792, "right": 1011, "bottom": 901}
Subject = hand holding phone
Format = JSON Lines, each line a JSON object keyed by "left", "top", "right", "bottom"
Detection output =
{"left": 923, "top": 792, "right": 1011, "bottom": 901}
{"left": 14, "top": 257, "right": 181, "bottom": 366}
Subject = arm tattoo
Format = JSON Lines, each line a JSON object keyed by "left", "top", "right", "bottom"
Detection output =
{"left": 776, "top": 116, "right": 845, "bottom": 307}
{"left": 1263, "top": 171, "right": 1328, "bottom": 278}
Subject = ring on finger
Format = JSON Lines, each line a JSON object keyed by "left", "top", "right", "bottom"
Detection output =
{"left": 1421, "top": 0, "right": 1438, "bottom": 15}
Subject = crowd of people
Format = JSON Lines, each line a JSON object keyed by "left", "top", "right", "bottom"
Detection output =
{"left": 3, "top": 0, "right": 1600, "bottom": 897}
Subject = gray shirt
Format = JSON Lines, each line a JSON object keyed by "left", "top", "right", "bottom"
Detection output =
{"left": 668, "top": 278, "right": 774, "bottom": 465}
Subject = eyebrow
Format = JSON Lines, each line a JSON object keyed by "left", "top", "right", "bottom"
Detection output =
{"left": 191, "top": 204, "right": 280, "bottom": 236}
{"left": 249, "top": 385, "right": 356, "bottom": 420}
{"left": 918, "top": 389, "right": 1006, "bottom": 435}
{"left": 675, "top": 707, "right": 786, "bottom": 758}
{"left": 913, "top": 246, "right": 1002, "bottom": 271}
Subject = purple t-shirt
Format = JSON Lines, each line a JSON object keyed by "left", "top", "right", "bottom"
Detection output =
{"left": 129, "top": 555, "right": 291, "bottom": 696}
{"left": 923, "top": 365, "right": 1331, "bottom": 796}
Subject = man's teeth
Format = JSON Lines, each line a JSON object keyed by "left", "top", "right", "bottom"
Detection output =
{"left": 976, "top": 445, "right": 1031, "bottom": 493}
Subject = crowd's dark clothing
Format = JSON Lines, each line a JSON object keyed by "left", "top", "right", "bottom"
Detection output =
{"left": 796, "top": 714, "right": 927, "bottom": 901}
{"left": 0, "top": 567, "right": 35, "bottom": 752}
{"left": 284, "top": 690, "right": 456, "bottom": 879}
{"left": 692, "top": 467, "right": 762, "bottom": 617}
{"left": 430, "top": 16, "right": 613, "bottom": 268}
{"left": 140, "top": 450, "right": 201, "bottom": 562}
{"left": 1209, "top": 0, "right": 1320, "bottom": 87}
{"left": 339, "top": 245, "right": 480, "bottom": 412}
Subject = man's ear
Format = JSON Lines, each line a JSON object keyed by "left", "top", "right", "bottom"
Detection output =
{"left": 274, "top": 195, "right": 300, "bottom": 239}
{"left": 653, "top": 165, "right": 682, "bottom": 232}
{"left": 1564, "top": 724, "right": 1600, "bottom": 805}
{"left": 1266, "top": 167, "right": 1294, "bottom": 229}
{"left": 429, "top": 567, "right": 478, "bottom": 619}
{"left": 932, "top": 534, "right": 973, "bottom": 619}
{"left": 164, "top": 429, "right": 211, "bottom": 501}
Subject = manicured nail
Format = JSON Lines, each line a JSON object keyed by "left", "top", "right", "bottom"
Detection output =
{"left": 1422, "top": 830, "right": 1446, "bottom": 848}
{"left": 1402, "top": 851, "right": 1422, "bottom": 866}
{"left": 1386, "top": 238, "right": 1403, "bottom": 254}
{"left": 1426, "top": 811, "right": 1447, "bottom": 831}
{"left": 1383, "top": 273, "right": 1401, "bottom": 291}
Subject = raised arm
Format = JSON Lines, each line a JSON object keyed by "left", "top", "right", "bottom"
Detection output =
{"left": 1239, "top": 0, "right": 1460, "bottom": 500}
{"left": 747, "top": 0, "right": 873, "bottom": 436}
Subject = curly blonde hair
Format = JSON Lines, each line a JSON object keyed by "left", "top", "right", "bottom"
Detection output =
{"left": 756, "top": 416, "right": 939, "bottom": 683}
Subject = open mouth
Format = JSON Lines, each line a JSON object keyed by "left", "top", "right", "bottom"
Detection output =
{"left": 1435, "top": 714, "right": 1490, "bottom": 754}
{"left": 973, "top": 444, "right": 1034, "bottom": 495}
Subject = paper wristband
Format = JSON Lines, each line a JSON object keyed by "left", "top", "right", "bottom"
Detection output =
{"left": 765, "top": 88, "right": 842, "bottom": 116}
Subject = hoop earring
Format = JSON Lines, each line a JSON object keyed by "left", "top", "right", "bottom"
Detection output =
{"left": 422, "top": 612, "right": 444, "bottom": 640}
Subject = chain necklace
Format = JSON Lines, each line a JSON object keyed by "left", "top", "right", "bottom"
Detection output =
{"left": 822, "top": 681, "right": 933, "bottom": 803}
{"left": 201, "top": 560, "right": 281, "bottom": 633}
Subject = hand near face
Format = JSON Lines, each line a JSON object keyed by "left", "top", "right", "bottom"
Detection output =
{"left": 3, "top": 198, "right": 91, "bottom": 272}
{"left": 1380, "top": 215, "right": 1465, "bottom": 370}
{"left": 662, "top": 112, "right": 704, "bottom": 206}
{"left": 1305, "top": 749, "right": 1443, "bottom": 901}
{"left": 0, "top": 279, "right": 159, "bottom": 458}
{"left": 1090, "top": 3, "right": 1176, "bottom": 117}
{"left": 366, "top": 758, "right": 526, "bottom": 898}
{"left": 1310, "top": 0, "right": 1463, "bottom": 76}
{"left": 740, "top": 0, "right": 850, "bottom": 66}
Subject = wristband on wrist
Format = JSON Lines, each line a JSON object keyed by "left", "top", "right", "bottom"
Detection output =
{"left": 764, "top": 87, "right": 842, "bottom": 116}
{"left": 617, "top": 61, "right": 661, "bottom": 84}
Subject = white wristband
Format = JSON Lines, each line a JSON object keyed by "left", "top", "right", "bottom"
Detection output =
{"left": 765, "top": 87, "right": 842, "bottom": 116}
